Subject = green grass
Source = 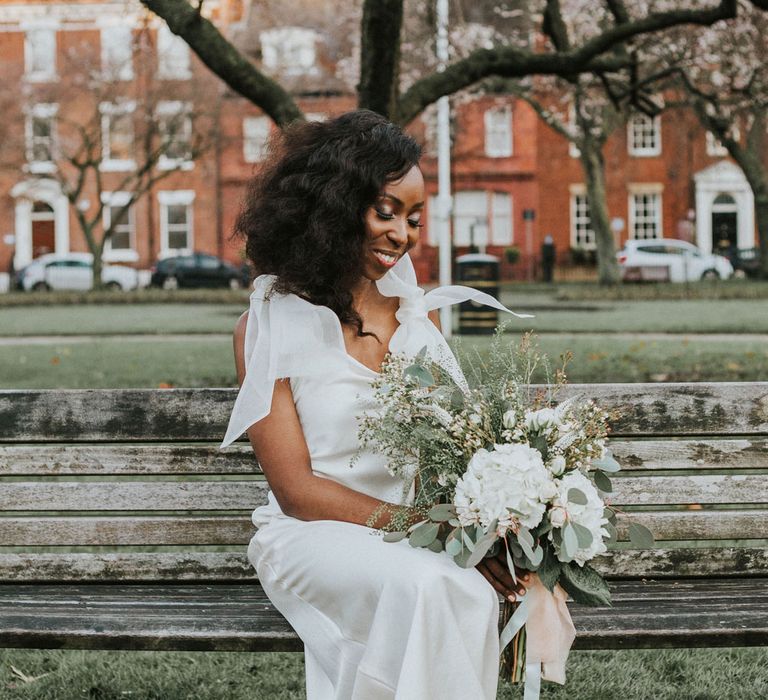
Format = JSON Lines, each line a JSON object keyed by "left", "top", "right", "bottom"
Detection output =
{"left": 3, "top": 298, "right": 768, "bottom": 336}
{"left": 2, "top": 334, "right": 766, "bottom": 389}
{"left": 1, "top": 648, "right": 766, "bottom": 699}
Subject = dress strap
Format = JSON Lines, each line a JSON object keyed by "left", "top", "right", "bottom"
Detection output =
{"left": 376, "top": 254, "right": 534, "bottom": 391}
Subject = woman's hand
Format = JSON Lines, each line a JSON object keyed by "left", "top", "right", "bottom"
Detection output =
{"left": 476, "top": 550, "right": 530, "bottom": 602}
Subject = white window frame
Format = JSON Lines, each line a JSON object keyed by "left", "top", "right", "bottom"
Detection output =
{"left": 158, "top": 190, "right": 194, "bottom": 256}
{"left": 567, "top": 103, "right": 581, "bottom": 158}
{"left": 705, "top": 126, "right": 740, "bottom": 157}
{"left": 260, "top": 27, "right": 319, "bottom": 76}
{"left": 100, "top": 22, "right": 134, "bottom": 81}
{"left": 25, "top": 103, "right": 58, "bottom": 174}
{"left": 449, "top": 190, "right": 513, "bottom": 248}
{"left": 157, "top": 24, "right": 191, "bottom": 80}
{"left": 23, "top": 23, "right": 57, "bottom": 82}
{"left": 157, "top": 101, "right": 194, "bottom": 171}
{"left": 101, "top": 191, "right": 138, "bottom": 262}
{"left": 100, "top": 101, "right": 136, "bottom": 172}
{"left": 627, "top": 112, "right": 661, "bottom": 157}
{"left": 484, "top": 106, "right": 513, "bottom": 158}
{"left": 628, "top": 184, "right": 664, "bottom": 240}
{"left": 243, "top": 116, "right": 271, "bottom": 163}
{"left": 568, "top": 184, "right": 596, "bottom": 250}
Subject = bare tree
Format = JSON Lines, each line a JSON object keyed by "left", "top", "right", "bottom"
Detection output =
{"left": 0, "top": 24, "right": 217, "bottom": 288}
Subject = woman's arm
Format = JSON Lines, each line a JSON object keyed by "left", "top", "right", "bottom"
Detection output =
{"left": 233, "top": 312, "right": 419, "bottom": 530}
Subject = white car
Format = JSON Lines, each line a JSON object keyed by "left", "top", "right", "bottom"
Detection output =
{"left": 616, "top": 239, "right": 734, "bottom": 282}
{"left": 16, "top": 253, "right": 139, "bottom": 292}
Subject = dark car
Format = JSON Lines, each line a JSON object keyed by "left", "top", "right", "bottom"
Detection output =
{"left": 150, "top": 253, "right": 243, "bottom": 289}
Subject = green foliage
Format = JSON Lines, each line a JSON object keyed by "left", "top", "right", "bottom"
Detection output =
{"left": 559, "top": 562, "right": 612, "bottom": 607}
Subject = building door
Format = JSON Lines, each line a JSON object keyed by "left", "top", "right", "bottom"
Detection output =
{"left": 31, "top": 201, "right": 55, "bottom": 258}
{"left": 711, "top": 193, "right": 738, "bottom": 260}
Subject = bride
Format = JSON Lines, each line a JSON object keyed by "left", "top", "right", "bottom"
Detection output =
{"left": 221, "top": 110, "right": 527, "bottom": 699}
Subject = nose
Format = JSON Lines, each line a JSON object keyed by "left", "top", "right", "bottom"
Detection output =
{"left": 386, "top": 216, "right": 409, "bottom": 248}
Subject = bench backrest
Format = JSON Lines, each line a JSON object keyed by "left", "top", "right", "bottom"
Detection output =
{"left": 1, "top": 383, "right": 766, "bottom": 582}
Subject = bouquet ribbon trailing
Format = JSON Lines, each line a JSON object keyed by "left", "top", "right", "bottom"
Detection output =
{"left": 499, "top": 574, "right": 576, "bottom": 700}
{"left": 221, "top": 252, "right": 533, "bottom": 447}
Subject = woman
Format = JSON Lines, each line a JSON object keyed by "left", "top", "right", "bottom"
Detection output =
{"left": 221, "top": 110, "right": 526, "bottom": 699}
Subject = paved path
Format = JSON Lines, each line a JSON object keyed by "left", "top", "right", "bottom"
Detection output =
{"left": 0, "top": 332, "right": 767, "bottom": 346}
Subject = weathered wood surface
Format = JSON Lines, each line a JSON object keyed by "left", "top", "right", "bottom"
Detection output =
{"left": 3, "top": 439, "right": 767, "bottom": 477}
{"left": 0, "top": 516, "right": 255, "bottom": 547}
{"left": 0, "top": 578, "right": 765, "bottom": 652}
{"left": 1, "top": 547, "right": 767, "bottom": 582}
{"left": 609, "top": 474, "right": 768, "bottom": 505}
{"left": 2, "top": 383, "right": 767, "bottom": 442}
{"left": 0, "top": 445, "right": 258, "bottom": 476}
{"left": 609, "top": 438, "right": 768, "bottom": 471}
{"left": 0, "top": 481, "right": 267, "bottom": 512}
{"left": 615, "top": 510, "right": 768, "bottom": 542}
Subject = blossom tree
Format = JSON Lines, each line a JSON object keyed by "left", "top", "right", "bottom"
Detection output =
{"left": 666, "top": 0, "right": 768, "bottom": 277}
{"left": 139, "top": 0, "right": 750, "bottom": 127}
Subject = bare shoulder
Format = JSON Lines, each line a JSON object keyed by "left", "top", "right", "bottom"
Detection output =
{"left": 428, "top": 308, "right": 441, "bottom": 331}
{"left": 234, "top": 310, "right": 249, "bottom": 344}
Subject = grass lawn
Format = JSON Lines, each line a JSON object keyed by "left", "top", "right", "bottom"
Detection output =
{"left": 1, "top": 648, "right": 766, "bottom": 699}
{"left": 1, "top": 334, "right": 766, "bottom": 389}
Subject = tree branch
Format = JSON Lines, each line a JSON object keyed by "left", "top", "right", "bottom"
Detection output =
{"left": 140, "top": 0, "right": 303, "bottom": 126}
{"left": 397, "top": 0, "right": 736, "bottom": 124}
{"left": 358, "top": 0, "right": 404, "bottom": 116}
{"left": 542, "top": 0, "right": 571, "bottom": 51}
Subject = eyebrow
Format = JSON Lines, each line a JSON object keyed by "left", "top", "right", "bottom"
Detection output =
{"left": 381, "top": 193, "right": 424, "bottom": 208}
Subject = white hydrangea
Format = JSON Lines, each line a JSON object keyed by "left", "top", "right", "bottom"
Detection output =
{"left": 549, "top": 470, "right": 610, "bottom": 566}
{"left": 453, "top": 443, "right": 557, "bottom": 533}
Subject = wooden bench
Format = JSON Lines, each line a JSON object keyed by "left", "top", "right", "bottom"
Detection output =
{"left": 0, "top": 383, "right": 766, "bottom": 654}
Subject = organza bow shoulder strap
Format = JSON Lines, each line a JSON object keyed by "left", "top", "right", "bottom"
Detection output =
{"left": 376, "top": 254, "right": 534, "bottom": 392}
{"left": 220, "top": 275, "right": 349, "bottom": 448}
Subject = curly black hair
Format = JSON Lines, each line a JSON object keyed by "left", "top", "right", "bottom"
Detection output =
{"left": 234, "top": 109, "right": 421, "bottom": 336}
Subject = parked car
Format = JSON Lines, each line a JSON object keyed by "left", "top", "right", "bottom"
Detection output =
{"left": 15, "top": 253, "right": 139, "bottom": 292}
{"left": 616, "top": 239, "right": 734, "bottom": 282}
{"left": 731, "top": 247, "right": 761, "bottom": 279}
{"left": 150, "top": 253, "right": 243, "bottom": 290}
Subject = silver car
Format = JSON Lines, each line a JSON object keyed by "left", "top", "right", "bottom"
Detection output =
{"left": 616, "top": 239, "right": 734, "bottom": 282}
{"left": 16, "top": 253, "right": 139, "bottom": 292}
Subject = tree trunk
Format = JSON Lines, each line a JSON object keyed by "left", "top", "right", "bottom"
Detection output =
{"left": 358, "top": 0, "right": 404, "bottom": 117}
{"left": 580, "top": 141, "right": 621, "bottom": 285}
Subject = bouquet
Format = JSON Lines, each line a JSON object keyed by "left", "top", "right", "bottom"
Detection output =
{"left": 357, "top": 331, "right": 653, "bottom": 695}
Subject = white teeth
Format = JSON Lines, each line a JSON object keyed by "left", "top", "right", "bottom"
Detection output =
{"left": 375, "top": 252, "right": 397, "bottom": 264}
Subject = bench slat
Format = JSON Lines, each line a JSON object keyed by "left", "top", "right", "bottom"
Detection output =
{"left": 2, "top": 383, "right": 767, "bottom": 442}
{"left": 616, "top": 510, "right": 768, "bottom": 541}
{"left": 610, "top": 474, "right": 768, "bottom": 505}
{"left": 0, "top": 481, "right": 266, "bottom": 511}
{"left": 0, "top": 445, "right": 258, "bottom": 476}
{"left": 0, "top": 548, "right": 766, "bottom": 582}
{"left": 0, "top": 517, "right": 254, "bottom": 546}
{"left": 609, "top": 438, "right": 768, "bottom": 471}
{"left": 0, "top": 579, "right": 764, "bottom": 652}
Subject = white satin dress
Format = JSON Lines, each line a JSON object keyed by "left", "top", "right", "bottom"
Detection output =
{"left": 221, "top": 255, "right": 532, "bottom": 700}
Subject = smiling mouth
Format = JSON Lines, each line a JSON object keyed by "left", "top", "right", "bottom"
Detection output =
{"left": 372, "top": 250, "right": 400, "bottom": 267}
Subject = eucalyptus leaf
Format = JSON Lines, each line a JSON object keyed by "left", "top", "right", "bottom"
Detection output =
{"left": 445, "top": 536, "right": 463, "bottom": 557}
{"left": 593, "top": 470, "right": 613, "bottom": 493}
{"left": 464, "top": 533, "right": 497, "bottom": 568}
{"left": 505, "top": 544, "right": 517, "bottom": 582}
{"left": 428, "top": 503, "right": 456, "bottom": 521}
{"left": 567, "top": 488, "right": 588, "bottom": 506}
{"left": 559, "top": 562, "right": 612, "bottom": 607}
{"left": 517, "top": 533, "right": 537, "bottom": 564}
{"left": 453, "top": 546, "right": 473, "bottom": 568}
{"left": 404, "top": 364, "right": 435, "bottom": 387}
{"left": 537, "top": 546, "right": 560, "bottom": 592}
{"left": 592, "top": 452, "right": 621, "bottom": 473}
{"left": 604, "top": 521, "right": 618, "bottom": 545}
{"left": 451, "top": 388, "right": 465, "bottom": 411}
{"left": 528, "top": 544, "right": 544, "bottom": 568}
{"left": 563, "top": 523, "right": 578, "bottom": 559}
{"left": 603, "top": 507, "right": 617, "bottom": 525}
{"left": 415, "top": 345, "right": 428, "bottom": 361}
{"left": 382, "top": 531, "right": 407, "bottom": 543}
{"left": 531, "top": 434, "right": 549, "bottom": 461}
{"left": 517, "top": 528, "right": 534, "bottom": 549}
{"left": 628, "top": 522, "right": 655, "bottom": 549}
{"left": 409, "top": 521, "right": 440, "bottom": 548}
{"left": 571, "top": 522, "right": 594, "bottom": 549}
{"left": 427, "top": 538, "right": 444, "bottom": 553}
{"left": 461, "top": 528, "right": 476, "bottom": 552}
{"left": 448, "top": 518, "right": 461, "bottom": 527}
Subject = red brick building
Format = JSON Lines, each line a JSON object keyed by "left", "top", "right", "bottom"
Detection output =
{"left": 0, "top": 0, "right": 759, "bottom": 289}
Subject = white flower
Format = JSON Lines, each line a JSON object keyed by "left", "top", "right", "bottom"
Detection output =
{"left": 502, "top": 410, "right": 517, "bottom": 429}
{"left": 428, "top": 403, "right": 453, "bottom": 428}
{"left": 550, "top": 454, "right": 566, "bottom": 476}
{"left": 453, "top": 443, "right": 555, "bottom": 533}
{"left": 524, "top": 407, "right": 558, "bottom": 433}
{"left": 549, "top": 470, "right": 610, "bottom": 566}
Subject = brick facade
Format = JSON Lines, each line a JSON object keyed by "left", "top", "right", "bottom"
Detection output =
{"left": 0, "top": 1, "right": 759, "bottom": 286}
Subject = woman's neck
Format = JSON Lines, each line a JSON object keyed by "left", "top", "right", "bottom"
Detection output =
{"left": 350, "top": 276, "right": 381, "bottom": 311}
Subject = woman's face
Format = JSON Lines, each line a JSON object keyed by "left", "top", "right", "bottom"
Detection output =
{"left": 361, "top": 165, "right": 425, "bottom": 280}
